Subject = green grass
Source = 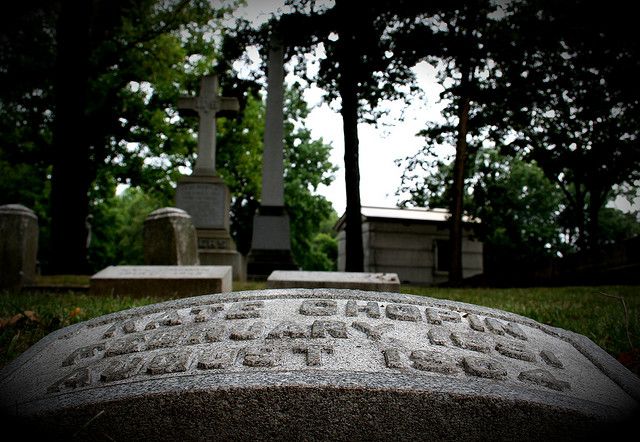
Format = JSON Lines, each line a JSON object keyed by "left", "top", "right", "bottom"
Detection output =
{"left": 1, "top": 283, "right": 638, "bottom": 375}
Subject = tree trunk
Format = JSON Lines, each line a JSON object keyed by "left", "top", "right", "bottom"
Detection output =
{"left": 49, "top": 0, "right": 92, "bottom": 274}
{"left": 337, "top": 0, "right": 364, "bottom": 272}
{"left": 449, "top": 92, "right": 470, "bottom": 285}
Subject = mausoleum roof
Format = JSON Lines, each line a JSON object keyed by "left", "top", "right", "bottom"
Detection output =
{"left": 335, "top": 206, "right": 480, "bottom": 231}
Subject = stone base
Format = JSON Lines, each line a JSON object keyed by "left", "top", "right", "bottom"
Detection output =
{"left": 266, "top": 271, "right": 400, "bottom": 292}
{"left": 89, "top": 265, "right": 232, "bottom": 298}
{"left": 247, "top": 207, "right": 296, "bottom": 278}
{"left": 247, "top": 249, "right": 297, "bottom": 279}
{"left": 199, "top": 249, "right": 246, "bottom": 282}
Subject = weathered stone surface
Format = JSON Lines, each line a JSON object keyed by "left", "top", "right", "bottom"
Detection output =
{"left": 89, "top": 265, "right": 231, "bottom": 297}
{"left": 0, "top": 204, "right": 38, "bottom": 289}
{"left": 1, "top": 289, "right": 638, "bottom": 441}
{"left": 267, "top": 270, "right": 400, "bottom": 292}
{"left": 143, "top": 208, "right": 199, "bottom": 265}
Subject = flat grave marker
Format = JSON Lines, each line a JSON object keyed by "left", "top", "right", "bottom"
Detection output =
{"left": 1, "top": 289, "right": 637, "bottom": 440}
{"left": 90, "top": 265, "right": 232, "bottom": 297}
{"left": 267, "top": 270, "right": 401, "bottom": 292}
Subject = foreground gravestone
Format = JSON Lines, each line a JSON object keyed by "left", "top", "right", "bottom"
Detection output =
{"left": 90, "top": 266, "right": 231, "bottom": 297}
{"left": 1, "top": 290, "right": 638, "bottom": 440}
{"left": 143, "top": 208, "right": 199, "bottom": 266}
{"left": 0, "top": 204, "right": 39, "bottom": 289}
{"left": 267, "top": 270, "right": 401, "bottom": 292}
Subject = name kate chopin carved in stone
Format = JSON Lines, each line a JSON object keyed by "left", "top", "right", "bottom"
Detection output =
{"left": 49, "top": 296, "right": 576, "bottom": 395}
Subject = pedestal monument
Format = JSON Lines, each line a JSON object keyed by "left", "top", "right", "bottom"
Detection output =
{"left": 175, "top": 75, "right": 245, "bottom": 280}
{"left": 247, "top": 38, "right": 297, "bottom": 277}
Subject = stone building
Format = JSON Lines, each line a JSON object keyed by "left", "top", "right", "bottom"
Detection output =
{"left": 336, "top": 206, "right": 483, "bottom": 285}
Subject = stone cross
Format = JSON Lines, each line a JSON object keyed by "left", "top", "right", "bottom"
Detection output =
{"left": 178, "top": 75, "right": 239, "bottom": 176}
{"left": 261, "top": 40, "right": 285, "bottom": 207}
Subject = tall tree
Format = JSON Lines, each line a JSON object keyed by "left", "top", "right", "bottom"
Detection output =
{"left": 391, "top": 0, "right": 494, "bottom": 284}
{"left": 484, "top": 0, "right": 640, "bottom": 250}
{"left": 281, "top": 0, "right": 419, "bottom": 271}
{"left": 1, "top": 0, "right": 238, "bottom": 273}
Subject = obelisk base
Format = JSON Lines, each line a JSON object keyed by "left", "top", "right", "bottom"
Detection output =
{"left": 247, "top": 207, "right": 297, "bottom": 278}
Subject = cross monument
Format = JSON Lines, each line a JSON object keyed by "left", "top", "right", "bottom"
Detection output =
{"left": 175, "top": 74, "right": 245, "bottom": 280}
{"left": 177, "top": 75, "right": 239, "bottom": 176}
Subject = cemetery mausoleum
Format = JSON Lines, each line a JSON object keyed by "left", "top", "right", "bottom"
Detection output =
{"left": 336, "top": 206, "right": 483, "bottom": 285}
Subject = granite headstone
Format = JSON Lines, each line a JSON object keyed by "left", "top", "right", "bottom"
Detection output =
{"left": 0, "top": 204, "right": 38, "bottom": 289}
{"left": 1, "top": 289, "right": 637, "bottom": 440}
{"left": 143, "top": 208, "right": 199, "bottom": 266}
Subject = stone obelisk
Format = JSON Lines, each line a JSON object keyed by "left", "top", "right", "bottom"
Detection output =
{"left": 247, "top": 38, "right": 297, "bottom": 277}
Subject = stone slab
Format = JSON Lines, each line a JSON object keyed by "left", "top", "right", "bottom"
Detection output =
{"left": 89, "top": 266, "right": 232, "bottom": 297}
{"left": 1, "top": 289, "right": 638, "bottom": 440}
{"left": 267, "top": 270, "right": 400, "bottom": 292}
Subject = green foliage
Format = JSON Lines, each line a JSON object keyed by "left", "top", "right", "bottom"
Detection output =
{"left": 0, "top": 0, "right": 240, "bottom": 272}
{"left": 88, "top": 187, "right": 169, "bottom": 271}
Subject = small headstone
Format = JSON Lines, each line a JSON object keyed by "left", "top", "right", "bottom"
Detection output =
{"left": 2, "top": 289, "right": 637, "bottom": 439}
{"left": 89, "top": 265, "right": 231, "bottom": 297}
{"left": 143, "top": 208, "right": 199, "bottom": 265}
{"left": 267, "top": 270, "right": 400, "bottom": 292}
{"left": 0, "top": 204, "right": 38, "bottom": 289}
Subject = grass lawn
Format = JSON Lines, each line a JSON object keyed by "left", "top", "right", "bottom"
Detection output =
{"left": 1, "top": 282, "right": 638, "bottom": 375}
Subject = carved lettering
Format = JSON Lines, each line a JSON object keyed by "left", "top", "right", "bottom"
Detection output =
{"left": 518, "top": 369, "right": 571, "bottom": 391}
{"left": 48, "top": 367, "right": 92, "bottom": 393}
{"left": 241, "top": 346, "right": 278, "bottom": 367}
{"left": 495, "top": 341, "right": 536, "bottom": 362}
{"left": 450, "top": 332, "right": 492, "bottom": 353}
{"left": 293, "top": 345, "right": 333, "bottom": 366}
{"left": 299, "top": 300, "right": 337, "bottom": 316}
{"left": 100, "top": 356, "right": 144, "bottom": 382}
{"left": 267, "top": 321, "right": 309, "bottom": 339}
{"left": 462, "top": 356, "right": 507, "bottom": 380}
{"left": 197, "top": 349, "right": 237, "bottom": 369}
{"left": 147, "top": 350, "right": 192, "bottom": 375}
{"left": 311, "top": 320, "right": 348, "bottom": 339}
{"left": 226, "top": 301, "right": 264, "bottom": 319}
{"left": 540, "top": 350, "right": 564, "bottom": 369}
{"left": 427, "top": 328, "right": 448, "bottom": 346}
{"left": 148, "top": 329, "right": 186, "bottom": 350}
{"left": 467, "top": 314, "right": 485, "bottom": 332}
{"left": 345, "top": 300, "right": 381, "bottom": 318}
{"left": 190, "top": 305, "right": 223, "bottom": 323}
{"left": 184, "top": 323, "right": 224, "bottom": 345}
{"left": 122, "top": 319, "right": 137, "bottom": 334}
{"left": 159, "top": 312, "right": 183, "bottom": 327}
{"left": 62, "top": 343, "right": 105, "bottom": 367}
{"left": 351, "top": 321, "right": 393, "bottom": 340}
{"left": 484, "top": 318, "right": 505, "bottom": 335}
{"left": 410, "top": 350, "right": 459, "bottom": 374}
{"left": 425, "top": 308, "right": 461, "bottom": 325}
{"left": 104, "top": 334, "right": 146, "bottom": 357}
{"left": 204, "top": 324, "right": 227, "bottom": 343}
{"left": 230, "top": 322, "right": 264, "bottom": 340}
{"left": 504, "top": 322, "right": 527, "bottom": 341}
{"left": 383, "top": 348, "right": 404, "bottom": 369}
{"left": 386, "top": 304, "right": 421, "bottom": 322}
